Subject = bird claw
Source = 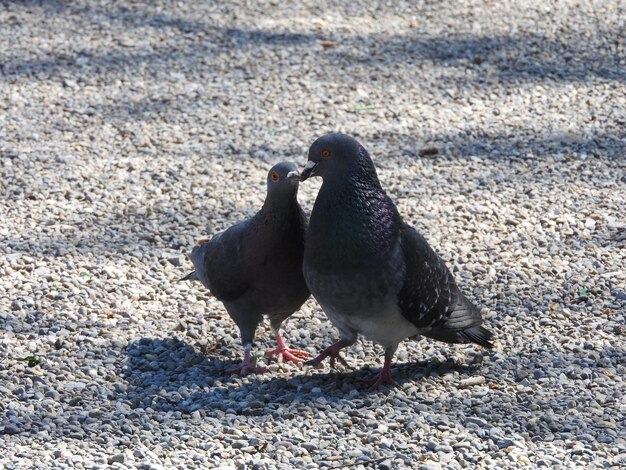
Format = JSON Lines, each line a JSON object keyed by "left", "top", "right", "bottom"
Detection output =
{"left": 266, "top": 347, "right": 310, "bottom": 364}
{"left": 226, "top": 356, "right": 268, "bottom": 376}
{"left": 305, "top": 341, "right": 350, "bottom": 369}
{"left": 367, "top": 370, "right": 398, "bottom": 390}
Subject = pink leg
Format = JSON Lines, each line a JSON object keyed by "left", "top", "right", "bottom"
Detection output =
{"left": 368, "top": 347, "right": 398, "bottom": 390}
{"left": 265, "top": 331, "right": 309, "bottom": 364}
{"left": 306, "top": 338, "right": 355, "bottom": 369}
{"left": 227, "top": 344, "right": 268, "bottom": 375}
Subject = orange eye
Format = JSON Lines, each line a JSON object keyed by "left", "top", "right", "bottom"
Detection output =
{"left": 321, "top": 149, "right": 331, "bottom": 158}
{"left": 271, "top": 171, "right": 279, "bottom": 182}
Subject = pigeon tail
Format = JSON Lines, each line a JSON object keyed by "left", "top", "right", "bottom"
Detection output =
{"left": 458, "top": 325, "right": 494, "bottom": 349}
{"left": 423, "top": 293, "right": 494, "bottom": 349}
{"left": 179, "top": 271, "right": 198, "bottom": 282}
{"left": 423, "top": 324, "right": 494, "bottom": 349}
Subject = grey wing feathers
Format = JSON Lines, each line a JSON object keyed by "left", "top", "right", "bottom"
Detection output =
{"left": 190, "top": 222, "right": 251, "bottom": 302}
{"left": 397, "top": 224, "right": 455, "bottom": 328}
{"left": 439, "top": 291, "right": 481, "bottom": 330}
{"left": 423, "top": 292, "right": 494, "bottom": 348}
{"left": 398, "top": 224, "right": 494, "bottom": 349}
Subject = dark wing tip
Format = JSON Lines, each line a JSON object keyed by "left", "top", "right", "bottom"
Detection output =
{"left": 460, "top": 325, "right": 494, "bottom": 349}
{"left": 178, "top": 271, "right": 198, "bottom": 282}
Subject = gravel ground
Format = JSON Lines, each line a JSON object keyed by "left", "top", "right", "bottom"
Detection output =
{"left": 1, "top": 0, "right": 625, "bottom": 468}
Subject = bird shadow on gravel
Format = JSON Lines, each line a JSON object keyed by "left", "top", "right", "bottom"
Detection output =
{"left": 117, "top": 335, "right": 624, "bottom": 441}
{"left": 119, "top": 337, "right": 481, "bottom": 413}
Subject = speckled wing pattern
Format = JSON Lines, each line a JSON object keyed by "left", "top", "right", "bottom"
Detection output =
{"left": 397, "top": 224, "right": 456, "bottom": 329}
{"left": 398, "top": 224, "right": 493, "bottom": 348}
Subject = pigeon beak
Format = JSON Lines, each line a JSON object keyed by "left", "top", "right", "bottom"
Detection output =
{"left": 286, "top": 170, "right": 300, "bottom": 180}
{"left": 300, "top": 160, "right": 318, "bottom": 182}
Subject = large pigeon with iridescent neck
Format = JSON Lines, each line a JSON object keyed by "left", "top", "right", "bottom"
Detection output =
{"left": 182, "top": 162, "right": 310, "bottom": 375}
{"left": 300, "top": 133, "right": 493, "bottom": 388}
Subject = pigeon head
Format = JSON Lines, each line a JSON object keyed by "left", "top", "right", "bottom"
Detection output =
{"left": 266, "top": 161, "right": 300, "bottom": 197}
{"left": 300, "top": 133, "right": 369, "bottom": 182}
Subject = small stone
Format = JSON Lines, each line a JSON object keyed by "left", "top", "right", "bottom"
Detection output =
{"left": 140, "top": 463, "right": 166, "bottom": 470}
{"left": 458, "top": 376, "right": 486, "bottom": 388}
{"left": 3, "top": 425, "right": 21, "bottom": 435}
{"left": 465, "top": 417, "right": 490, "bottom": 428}
{"left": 497, "top": 439, "right": 514, "bottom": 448}
{"left": 110, "top": 454, "right": 125, "bottom": 464}
{"left": 420, "top": 462, "right": 443, "bottom": 470}
{"left": 231, "top": 440, "right": 247, "bottom": 449}
{"left": 378, "top": 460, "right": 392, "bottom": 470}
{"left": 168, "top": 256, "right": 182, "bottom": 267}
{"left": 54, "top": 450, "right": 71, "bottom": 460}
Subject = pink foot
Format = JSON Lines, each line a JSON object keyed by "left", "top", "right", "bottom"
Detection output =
{"left": 368, "top": 354, "right": 398, "bottom": 390}
{"left": 266, "top": 346, "right": 309, "bottom": 364}
{"left": 227, "top": 345, "right": 267, "bottom": 375}
{"left": 368, "top": 368, "right": 398, "bottom": 390}
{"left": 305, "top": 338, "right": 354, "bottom": 369}
{"left": 266, "top": 331, "right": 309, "bottom": 364}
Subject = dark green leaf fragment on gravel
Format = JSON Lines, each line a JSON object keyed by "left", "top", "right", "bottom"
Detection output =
{"left": 16, "top": 356, "right": 41, "bottom": 367}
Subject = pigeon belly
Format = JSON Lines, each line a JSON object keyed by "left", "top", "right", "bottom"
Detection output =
{"left": 319, "top": 298, "right": 420, "bottom": 348}
{"left": 305, "top": 257, "right": 420, "bottom": 348}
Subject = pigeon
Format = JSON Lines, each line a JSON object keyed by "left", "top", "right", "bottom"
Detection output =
{"left": 182, "top": 162, "right": 311, "bottom": 375}
{"left": 300, "top": 133, "right": 494, "bottom": 387}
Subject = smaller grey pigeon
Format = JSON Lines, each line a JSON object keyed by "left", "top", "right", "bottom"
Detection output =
{"left": 182, "top": 162, "right": 310, "bottom": 375}
{"left": 300, "top": 133, "right": 494, "bottom": 388}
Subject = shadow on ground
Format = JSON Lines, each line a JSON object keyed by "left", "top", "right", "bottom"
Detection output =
{"left": 1, "top": 309, "right": 622, "bottom": 450}
{"left": 119, "top": 337, "right": 486, "bottom": 410}
{"left": 117, "top": 335, "right": 625, "bottom": 447}
{"left": 2, "top": 4, "right": 624, "bottom": 86}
